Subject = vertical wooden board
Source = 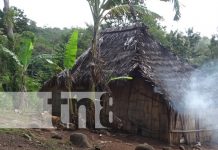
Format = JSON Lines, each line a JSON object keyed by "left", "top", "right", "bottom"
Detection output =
{"left": 144, "top": 114, "right": 151, "bottom": 129}
{"left": 141, "top": 82, "right": 153, "bottom": 98}
{"left": 120, "top": 101, "right": 128, "bottom": 118}
{"left": 151, "top": 96, "right": 160, "bottom": 139}
{"left": 160, "top": 103, "right": 167, "bottom": 114}
{"left": 152, "top": 106, "right": 159, "bottom": 121}
{"left": 144, "top": 101, "right": 149, "bottom": 114}
{"left": 136, "top": 100, "right": 145, "bottom": 120}
{"left": 175, "top": 116, "right": 182, "bottom": 130}
{"left": 152, "top": 120, "right": 160, "bottom": 130}
{"left": 160, "top": 114, "right": 168, "bottom": 132}
{"left": 152, "top": 100, "right": 159, "bottom": 107}
{"left": 159, "top": 101, "right": 169, "bottom": 142}
{"left": 112, "top": 96, "right": 119, "bottom": 114}
{"left": 147, "top": 99, "right": 152, "bottom": 114}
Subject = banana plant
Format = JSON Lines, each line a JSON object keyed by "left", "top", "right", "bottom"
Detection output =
{"left": 18, "top": 35, "right": 34, "bottom": 92}
{"left": 43, "top": 30, "right": 79, "bottom": 70}
{"left": 0, "top": 31, "right": 34, "bottom": 92}
{"left": 64, "top": 30, "right": 79, "bottom": 119}
{"left": 45, "top": 30, "right": 79, "bottom": 120}
{"left": 0, "top": 32, "right": 34, "bottom": 110}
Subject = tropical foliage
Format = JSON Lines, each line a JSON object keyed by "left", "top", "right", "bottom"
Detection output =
{"left": 0, "top": 1, "right": 218, "bottom": 93}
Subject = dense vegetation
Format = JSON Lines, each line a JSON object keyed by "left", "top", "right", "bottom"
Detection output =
{"left": 0, "top": 2, "right": 218, "bottom": 92}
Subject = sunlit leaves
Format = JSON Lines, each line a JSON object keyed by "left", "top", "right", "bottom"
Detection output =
{"left": 64, "top": 30, "right": 79, "bottom": 69}
{"left": 110, "top": 76, "right": 133, "bottom": 81}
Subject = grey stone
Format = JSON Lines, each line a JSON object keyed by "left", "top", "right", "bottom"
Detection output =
{"left": 51, "top": 131, "right": 62, "bottom": 140}
{"left": 70, "top": 133, "right": 91, "bottom": 148}
{"left": 162, "top": 147, "right": 172, "bottom": 150}
{"left": 135, "top": 143, "right": 155, "bottom": 150}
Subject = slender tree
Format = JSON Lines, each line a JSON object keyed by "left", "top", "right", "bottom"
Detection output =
{"left": 86, "top": 0, "right": 181, "bottom": 91}
{"left": 86, "top": 0, "right": 148, "bottom": 91}
{"left": 3, "top": 0, "right": 14, "bottom": 42}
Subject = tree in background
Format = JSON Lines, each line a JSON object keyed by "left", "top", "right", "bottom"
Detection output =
{"left": 209, "top": 34, "right": 218, "bottom": 59}
{"left": 185, "top": 28, "right": 201, "bottom": 60}
{"left": 2, "top": 1, "right": 218, "bottom": 95}
{"left": 166, "top": 29, "right": 200, "bottom": 60}
{"left": 0, "top": 31, "right": 35, "bottom": 108}
{"left": 12, "top": 7, "right": 37, "bottom": 33}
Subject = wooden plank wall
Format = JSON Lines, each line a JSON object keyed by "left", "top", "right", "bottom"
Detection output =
{"left": 169, "top": 111, "right": 213, "bottom": 144}
{"left": 109, "top": 78, "right": 169, "bottom": 142}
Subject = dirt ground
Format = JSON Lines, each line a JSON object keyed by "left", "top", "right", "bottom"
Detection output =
{"left": 0, "top": 128, "right": 218, "bottom": 150}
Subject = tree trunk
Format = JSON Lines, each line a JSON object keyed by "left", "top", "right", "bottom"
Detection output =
{"left": 90, "top": 20, "right": 100, "bottom": 91}
{"left": 3, "top": 0, "right": 14, "bottom": 42}
{"left": 128, "top": 0, "right": 137, "bottom": 22}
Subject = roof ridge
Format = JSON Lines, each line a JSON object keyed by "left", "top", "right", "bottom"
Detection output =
{"left": 101, "top": 23, "right": 148, "bottom": 34}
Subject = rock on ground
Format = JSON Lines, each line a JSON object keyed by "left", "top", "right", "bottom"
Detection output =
{"left": 70, "top": 133, "right": 91, "bottom": 148}
{"left": 51, "top": 131, "right": 62, "bottom": 140}
{"left": 135, "top": 143, "right": 155, "bottom": 150}
{"left": 162, "top": 147, "right": 172, "bottom": 150}
{"left": 179, "top": 145, "right": 186, "bottom": 150}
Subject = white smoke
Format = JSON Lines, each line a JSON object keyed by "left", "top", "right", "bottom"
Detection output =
{"left": 154, "top": 60, "right": 218, "bottom": 143}
{"left": 182, "top": 61, "right": 218, "bottom": 130}
{"left": 184, "top": 61, "right": 218, "bottom": 113}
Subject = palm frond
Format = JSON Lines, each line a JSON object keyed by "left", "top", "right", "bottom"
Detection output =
{"left": 104, "top": 4, "right": 130, "bottom": 20}
{"left": 104, "top": 4, "right": 162, "bottom": 22}
{"left": 101, "top": 0, "right": 122, "bottom": 10}
{"left": 132, "top": 5, "right": 163, "bottom": 20}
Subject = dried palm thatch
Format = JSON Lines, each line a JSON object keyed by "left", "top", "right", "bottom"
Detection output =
{"left": 40, "top": 23, "right": 193, "bottom": 112}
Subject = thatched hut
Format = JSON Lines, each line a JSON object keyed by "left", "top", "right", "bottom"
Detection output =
{"left": 40, "top": 23, "right": 215, "bottom": 144}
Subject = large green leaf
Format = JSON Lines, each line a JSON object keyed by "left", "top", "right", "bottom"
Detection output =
{"left": 64, "top": 30, "right": 79, "bottom": 69}
{"left": 18, "top": 38, "right": 33, "bottom": 70}
{"left": 0, "top": 44, "right": 22, "bottom": 67}
{"left": 17, "top": 31, "right": 35, "bottom": 70}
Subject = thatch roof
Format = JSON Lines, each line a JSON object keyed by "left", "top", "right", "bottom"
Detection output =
{"left": 40, "top": 23, "right": 193, "bottom": 111}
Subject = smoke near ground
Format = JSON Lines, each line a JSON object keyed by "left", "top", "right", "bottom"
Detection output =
{"left": 157, "top": 61, "right": 218, "bottom": 143}
{"left": 183, "top": 61, "right": 218, "bottom": 131}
